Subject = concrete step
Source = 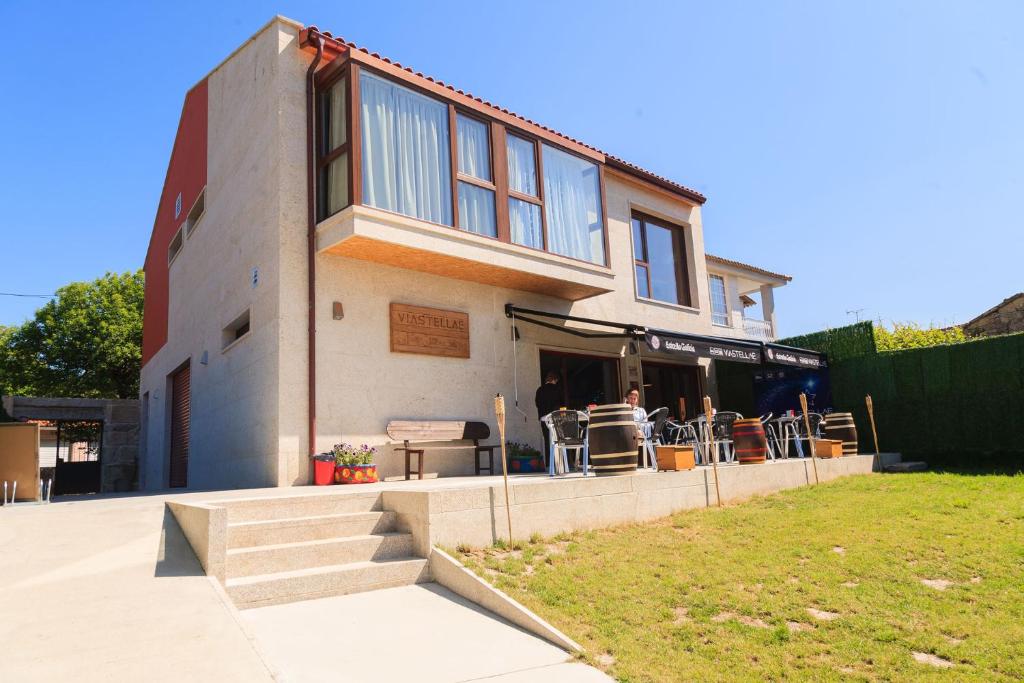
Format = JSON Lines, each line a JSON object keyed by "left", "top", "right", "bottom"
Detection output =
{"left": 226, "top": 532, "right": 414, "bottom": 578}
{"left": 214, "top": 491, "right": 382, "bottom": 523}
{"left": 227, "top": 511, "right": 398, "bottom": 549}
{"left": 226, "top": 558, "right": 431, "bottom": 609}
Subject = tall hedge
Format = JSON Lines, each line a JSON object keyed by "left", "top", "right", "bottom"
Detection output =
{"left": 829, "top": 331, "right": 1024, "bottom": 464}
{"left": 778, "top": 321, "right": 876, "bottom": 362}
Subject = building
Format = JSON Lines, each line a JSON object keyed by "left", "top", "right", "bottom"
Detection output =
{"left": 962, "top": 293, "right": 1024, "bottom": 338}
{"left": 138, "top": 16, "right": 820, "bottom": 491}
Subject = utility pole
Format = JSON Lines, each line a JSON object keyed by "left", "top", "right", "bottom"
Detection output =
{"left": 846, "top": 308, "right": 865, "bottom": 323}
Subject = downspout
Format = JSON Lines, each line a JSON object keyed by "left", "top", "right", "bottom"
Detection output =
{"left": 305, "top": 28, "right": 324, "bottom": 464}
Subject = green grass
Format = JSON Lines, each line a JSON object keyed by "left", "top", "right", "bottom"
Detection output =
{"left": 455, "top": 473, "right": 1024, "bottom": 681}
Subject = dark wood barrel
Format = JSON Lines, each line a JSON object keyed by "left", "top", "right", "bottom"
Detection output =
{"left": 824, "top": 412, "right": 858, "bottom": 455}
{"left": 587, "top": 404, "right": 638, "bottom": 476}
{"left": 733, "top": 418, "right": 767, "bottom": 464}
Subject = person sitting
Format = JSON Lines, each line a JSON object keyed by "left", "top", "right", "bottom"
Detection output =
{"left": 625, "top": 387, "right": 650, "bottom": 466}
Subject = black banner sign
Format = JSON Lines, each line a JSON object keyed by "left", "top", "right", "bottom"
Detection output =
{"left": 645, "top": 333, "right": 761, "bottom": 365}
{"left": 764, "top": 345, "right": 827, "bottom": 369}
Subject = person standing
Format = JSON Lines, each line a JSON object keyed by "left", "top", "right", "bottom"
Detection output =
{"left": 535, "top": 370, "right": 562, "bottom": 462}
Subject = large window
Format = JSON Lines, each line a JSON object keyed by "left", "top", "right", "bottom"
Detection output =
{"left": 360, "top": 71, "right": 452, "bottom": 225}
{"left": 709, "top": 274, "right": 729, "bottom": 325}
{"left": 456, "top": 114, "right": 496, "bottom": 237}
{"left": 542, "top": 145, "right": 604, "bottom": 264}
{"left": 318, "top": 77, "right": 350, "bottom": 219}
{"left": 315, "top": 67, "right": 608, "bottom": 265}
{"left": 632, "top": 213, "right": 690, "bottom": 306}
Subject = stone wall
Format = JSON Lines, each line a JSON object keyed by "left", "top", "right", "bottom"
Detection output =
{"left": 2, "top": 396, "right": 140, "bottom": 493}
{"left": 964, "top": 293, "right": 1024, "bottom": 337}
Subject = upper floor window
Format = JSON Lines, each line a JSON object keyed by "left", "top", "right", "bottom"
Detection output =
{"left": 709, "top": 274, "right": 729, "bottom": 325}
{"left": 632, "top": 213, "right": 690, "bottom": 306}
{"left": 316, "top": 68, "right": 608, "bottom": 266}
{"left": 456, "top": 114, "right": 496, "bottom": 237}
{"left": 319, "top": 77, "right": 350, "bottom": 219}
{"left": 542, "top": 145, "right": 604, "bottom": 265}
{"left": 360, "top": 71, "right": 452, "bottom": 225}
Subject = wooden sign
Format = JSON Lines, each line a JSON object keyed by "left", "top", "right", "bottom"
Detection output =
{"left": 389, "top": 303, "right": 470, "bottom": 359}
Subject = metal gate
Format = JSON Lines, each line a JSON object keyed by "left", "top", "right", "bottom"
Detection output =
{"left": 169, "top": 363, "right": 191, "bottom": 488}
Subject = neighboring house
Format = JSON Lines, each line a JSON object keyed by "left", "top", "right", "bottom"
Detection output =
{"left": 962, "top": 293, "right": 1024, "bottom": 338}
{"left": 138, "top": 16, "right": 816, "bottom": 491}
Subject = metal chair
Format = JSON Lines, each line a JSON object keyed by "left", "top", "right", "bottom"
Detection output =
{"left": 640, "top": 407, "right": 669, "bottom": 470}
{"left": 543, "top": 410, "right": 589, "bottom": 477}
{"left": 712, "top": 411, "right": 742, "bottom": 463}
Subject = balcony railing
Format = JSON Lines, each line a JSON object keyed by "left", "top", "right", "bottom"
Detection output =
{"left": 742, "top": 317, "right": 775, "bottom": 341}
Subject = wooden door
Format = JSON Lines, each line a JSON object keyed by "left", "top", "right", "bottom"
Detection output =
{"left": 169, "top": 364, "right": 191, "bottom": 488}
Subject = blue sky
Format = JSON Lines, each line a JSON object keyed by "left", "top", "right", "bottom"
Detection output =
{"left": 1, "top": 1, "right": 1021, "bottom": 336}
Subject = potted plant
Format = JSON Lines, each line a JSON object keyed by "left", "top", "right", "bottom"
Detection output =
{"left": 333, "top": 443, "right": 379, "bottom": 484}
{"left": 311, "top": 452, "right": 336, "bottom": 486}
{"left": 506, "top": 441, "right": 544, "bottom": 473}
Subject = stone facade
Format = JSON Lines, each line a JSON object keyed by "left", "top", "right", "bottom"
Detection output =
{"left": 1, "top": 396, "right": 140, "bottom": 492}
{"left": 963, "top": 293, "right": 1024, "bottom": 337}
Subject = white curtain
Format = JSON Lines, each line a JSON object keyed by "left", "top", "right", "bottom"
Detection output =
{"left": 506, "top": 135, "right": 537, "bottom": 196}
{"left": 458, "top": 182, "right": 496, "bottom": 237}
{"left": 509, "top": 198, "right": 543, "bottom": 248}
{"left": 361, "top": 72, "right": 452, "bottom": 225}
{"left": 542, "top": 145, "right": 604, "bottom": 264}
{"left": 457, "top": 115, "right": 490, "bottom": 180}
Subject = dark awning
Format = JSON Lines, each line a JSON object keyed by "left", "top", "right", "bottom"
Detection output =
{"left": 505, "top": 304, "right": 826, "bottom": 368}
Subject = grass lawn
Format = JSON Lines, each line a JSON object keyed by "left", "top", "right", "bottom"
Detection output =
{"left": 454, "top": 472, "right": 1024, "bottom": 681}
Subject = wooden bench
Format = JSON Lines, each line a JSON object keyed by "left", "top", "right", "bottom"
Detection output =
{"left": 386, "top": 420, "right": 496, "bottom": 480}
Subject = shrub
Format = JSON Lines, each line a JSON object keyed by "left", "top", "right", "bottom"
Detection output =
{"left": 874, "top": 322, "right": 966, "bottom": 351}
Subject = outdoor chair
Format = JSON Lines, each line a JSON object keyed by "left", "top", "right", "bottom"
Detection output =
{"left": 759, "top": 413, "right": 777, "bottom": 460}
{"left": 639, "top": 407, "right": 670, "bottom": 470}
{"left": 668, "top": 418, "right": 704, "bottom": 465}
{"left": 712, "top": 411, "right": 742, "bottom": 463}
{"left": 543, "top": 410, "right": 589, "bottom": 477}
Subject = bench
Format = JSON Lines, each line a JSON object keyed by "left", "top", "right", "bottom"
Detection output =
{"left": 386, "top": 420, "right": 496, "bottom": 481}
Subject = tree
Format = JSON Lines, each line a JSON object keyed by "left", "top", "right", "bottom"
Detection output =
{"left": 874, "top": 322, "right": 966, "bottom": 352}
{"left": 0, "top": 271, "right": 144, "bottom": 399}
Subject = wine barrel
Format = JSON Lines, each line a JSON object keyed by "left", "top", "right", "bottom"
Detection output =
{"left": 587, "top": 404, "right": 638, "bottom": 476}
{"left": 823, "top": 412, "right": 858, "bottom": 455}
{"left": 733, "top": 418, "right": 767, "bottom": 464}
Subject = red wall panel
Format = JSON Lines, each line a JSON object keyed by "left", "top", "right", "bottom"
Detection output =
{"left": 142, "top": 80, "right": 208, "bottom": 367}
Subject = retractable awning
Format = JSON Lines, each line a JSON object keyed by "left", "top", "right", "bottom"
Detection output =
{"left": 505, "top": 304, "right": 826, "bottom": 369}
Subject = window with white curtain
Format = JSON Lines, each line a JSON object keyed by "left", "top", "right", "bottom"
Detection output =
{"left": 456, "top": 114, "right": 496, "bottom": 237}
{"left": 318, "top": 77, "right": 350, "bottom": 219}
{"left": 360, "top": 71, "right": 452, "bottom": 225}
{"left": 506, "top": 134, "right": 543, "bottom": 249}
{"left": 709, "top": 274, "right": 730, "bottom": 325}
{"left": 542, "top": 145, "right": 604, "bottom": 264}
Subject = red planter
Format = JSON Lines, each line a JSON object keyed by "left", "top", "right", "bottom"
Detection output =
{"left": 335, "top": 464, "right": 379, "bottom": 484}
{"left": 313, "top": 459, "right": 335, "bottom": 485}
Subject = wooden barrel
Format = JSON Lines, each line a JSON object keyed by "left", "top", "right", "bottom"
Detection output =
{"left": 824, "top": 412, "right": 858, "bottom": 455}
{"left": 733, "top": 418, "right": 767, "bottom": 464}
{"left": 587, "top": 404, "right": 638, "bottom": 476}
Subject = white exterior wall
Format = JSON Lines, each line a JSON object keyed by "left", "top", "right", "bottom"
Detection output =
{"left": 139, "top": 20, "right": 306, "bottom": 491}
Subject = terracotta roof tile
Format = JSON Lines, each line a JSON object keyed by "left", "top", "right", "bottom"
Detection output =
{"left": 305, "top": 27, "right": 706, "bottom": 205}
{"left": 706, "top": 254, "right": 792, "bottom": 282}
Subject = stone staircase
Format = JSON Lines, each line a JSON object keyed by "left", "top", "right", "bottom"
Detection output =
{"left": 215, "top": 491, "right": 429, "bottom": 609}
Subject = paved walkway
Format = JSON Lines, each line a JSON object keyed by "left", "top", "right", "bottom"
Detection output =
{"left": 0, "top": 492, "right": 610, "bottom": 682}
{"left": 243, "top": 584, "right": 610, "bottom": 682}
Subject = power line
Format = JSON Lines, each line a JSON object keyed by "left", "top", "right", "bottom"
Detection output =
{"left": 0, "top": 292, "right": 55, "bottom": 298}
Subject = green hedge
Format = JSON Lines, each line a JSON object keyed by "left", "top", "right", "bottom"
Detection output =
{"left": 778, "top": 321, "right": 876, "bottom": 362}
{"left": 829, "top": 331, "right": 1024, "bottom": 463}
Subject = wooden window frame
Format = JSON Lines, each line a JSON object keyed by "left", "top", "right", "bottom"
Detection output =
{"left": 631, "top": 212, "right": 692, "bottom": 307}
{"left": 318, "top": 65, "right": 610, "bottom": 267}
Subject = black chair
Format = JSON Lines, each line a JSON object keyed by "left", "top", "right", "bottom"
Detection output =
{"left": 640, "top": 407, "right": 670, "bottom": 469}
{"left": 712, "top": 411, "right": 742, "bottom": 463}
{"left": 544, "top": 410, "right": 587, "bottom": 476}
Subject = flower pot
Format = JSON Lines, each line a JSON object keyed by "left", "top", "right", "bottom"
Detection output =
{"left": 335, "top": 463, "right": 379, "bottom": 484}
{"left": 313, "top": 459, "right": 335, "bottom": 486}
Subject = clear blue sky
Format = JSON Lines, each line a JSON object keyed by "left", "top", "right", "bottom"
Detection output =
{"left": 1, "top": 1, "right": 1021, "bottom": 336}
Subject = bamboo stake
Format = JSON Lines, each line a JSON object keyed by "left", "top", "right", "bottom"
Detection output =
{"left": 703, "top": 395, "right": 722, "bottom": 507}
{"left": 678, "top": 397, "right": 686, "bottom": 423}
{"left": 799, "top": 393, "right": 820, "bottom": 484}
{"left": 494, "top": 394, "right": 513, "bottom": 544}
{"left": 866, "top": 394, "right": 881, "bottom": 469}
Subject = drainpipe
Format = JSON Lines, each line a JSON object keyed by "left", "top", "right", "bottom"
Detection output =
{"left": 305, "top": 28, "right": 324, "bottom": 465}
